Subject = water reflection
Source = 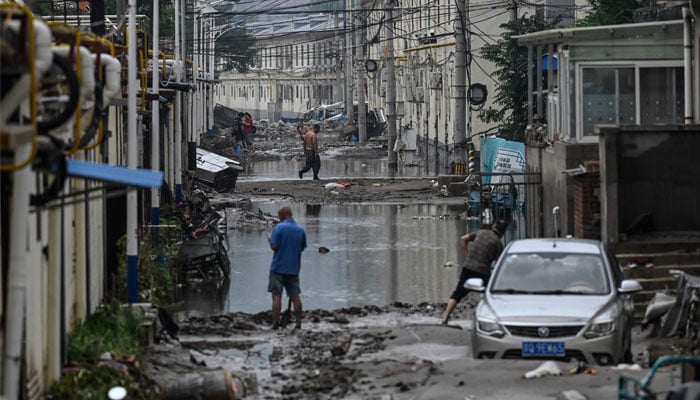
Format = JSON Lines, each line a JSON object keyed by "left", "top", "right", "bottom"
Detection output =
{"left": 237, "top": 157, "right": 428, "bottom": 181}
{"left": 221, "top": 202, "right": 479, "bottom": 314}
{"left": 177, "top": 277, "right": 231, "bottom": 316}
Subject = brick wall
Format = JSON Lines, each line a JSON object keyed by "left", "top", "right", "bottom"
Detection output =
{"left": 574, "top": 174, "right": 601, "bottom": 239}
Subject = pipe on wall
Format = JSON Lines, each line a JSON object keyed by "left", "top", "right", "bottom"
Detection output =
{"left": 683, "top": 7, "right": 694, "bottom": 124}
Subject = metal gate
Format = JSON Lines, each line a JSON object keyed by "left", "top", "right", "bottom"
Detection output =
{"left": 463, "top": 172, "right": 543, "bottom": 244}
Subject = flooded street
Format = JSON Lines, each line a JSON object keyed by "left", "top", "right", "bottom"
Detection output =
{"left": 222, "top": 202, "right": 476, "bottom": 314}
{"left": 237, "top": 154, "right": 429, "bottom": 181}
{"left": 149, "top": 142, "right": 628, "bottom": 400}
{"left": 181, "top": 147, "right": 527, "bottom": 317}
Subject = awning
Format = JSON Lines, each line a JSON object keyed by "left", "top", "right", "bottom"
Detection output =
{"left": 66, "top": 159, "right": 163, "bottom": 188}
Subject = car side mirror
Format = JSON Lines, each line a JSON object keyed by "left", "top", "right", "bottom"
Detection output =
{"left": 465, "top": 277, "right": 485, "bottom": 292}
{"left": 618, "top": 279, "right": 643, "bottom": 294}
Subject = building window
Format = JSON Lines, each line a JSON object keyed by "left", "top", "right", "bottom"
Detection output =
{"left": 640, "top": 67, "right": 684, "bottom": 124}
{"left": 578, "top": 63, "right": 684, "bottom": 140}
{"left": 581, "top": 67, "right": 635, "bottom": 138}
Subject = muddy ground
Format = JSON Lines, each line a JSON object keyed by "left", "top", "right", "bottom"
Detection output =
{"left": 141, "top": 125, "right": 679, "bottom": 400}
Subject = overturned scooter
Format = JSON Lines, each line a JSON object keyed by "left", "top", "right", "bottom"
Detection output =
{"left": 642, "top": 269, "right": 700, "bottom": 345}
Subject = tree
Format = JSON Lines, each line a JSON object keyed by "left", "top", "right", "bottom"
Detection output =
{"left": 215, "top": 27, "right": 257, "bottom": 73}
{"left": 478, "top": 16, "right": 549, "bottom": 142}
{"left": 578, "top": 0, "right": 643, "bottom": 27}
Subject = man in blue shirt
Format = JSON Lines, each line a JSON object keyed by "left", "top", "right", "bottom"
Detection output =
{"left": 268, "top": 206, "right": 307, "bottom": 330}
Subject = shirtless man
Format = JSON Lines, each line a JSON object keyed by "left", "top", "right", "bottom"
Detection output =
{"left": 298, "top": 123, "right": 320, "bottom": 180}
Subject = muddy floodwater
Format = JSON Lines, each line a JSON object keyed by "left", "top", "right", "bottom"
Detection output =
{"left": 186, "top": 201, "right": 481, "bottom": 316}
{"left": 182, "top": 142, "right": 525, "bottom": 317}
{"left": 237, "top": 156, "right": 429, "bottom": 181}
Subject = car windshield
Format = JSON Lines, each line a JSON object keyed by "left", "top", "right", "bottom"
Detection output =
{"left": 490, "top": 253, "right": 610, "bottom": 295}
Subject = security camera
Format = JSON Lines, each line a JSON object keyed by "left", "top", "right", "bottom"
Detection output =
{"left": 429, "top": 29, "right": 435, "bottom": 36}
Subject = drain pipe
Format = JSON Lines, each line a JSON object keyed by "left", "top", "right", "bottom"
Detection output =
{"left": 151, "top": 0, "right": 161, "bottom": 239}
{"left": 4, "top": 146, "right": 32, "bottom": 400}
{"left": 683, "top": 7, "right": 694, "bottom": 124}
{"left": 3, "top": 17, "right": 53, "bottom": 399}
{"left": 552, "top": 206, "right": 560, "bottom": 238}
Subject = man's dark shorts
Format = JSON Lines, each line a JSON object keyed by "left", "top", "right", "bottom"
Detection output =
{"left": 268, "top": 272, "right": 301, "bottom": 297}
{"left": 450, "top": 268, "right": 489, "bottom": 302}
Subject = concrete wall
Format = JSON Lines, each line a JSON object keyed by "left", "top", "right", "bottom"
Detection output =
{"left": 599, "top": 125, "right": 700, "bottom": 244}
{"left": 527, "top": 141, "right": 598, "bottom": 238}
{"left": 525, "top": 145, "right": 543, "bottom": 237}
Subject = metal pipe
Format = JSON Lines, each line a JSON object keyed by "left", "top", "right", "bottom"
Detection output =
{"left": 47, "top": 208, "right": 61, "bottom": 381}
{"left": 174, "top": 0, "right": 183, "bottom": 202}
{"left": 168, "top": 101, "right": 175, "bottom": 192}
{"left": 527, "top": 45, "right": 533, "bottom": 124}
{"left": 552, "top": 206, "right": 560, "bottom": 238}
{"left": 385, "top": 0, "right": 397, "bottom": 168}
{"left": 3, "top": 144, "right": 32, "bottom": 399}
{"left": 356, "top": 5, "right": 367, "bottom": 143}
{"left": 683, "top": 7, "right": 694, "bottom": 124}
{"left": 152, "top": 0, "right": 161, "bottom": 237}
{"left": 127, "top": 0, "right": 139, "bottom": 303}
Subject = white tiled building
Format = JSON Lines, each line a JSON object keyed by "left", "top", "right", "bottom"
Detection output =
{"left": 215, "top": 14, "right": 343, "bottom": 121}
{"left": 216, "top": 1, "right": 590, "bottom": 173}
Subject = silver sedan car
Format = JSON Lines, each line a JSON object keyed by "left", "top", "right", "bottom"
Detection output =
{"left": 467, "top": 238, "right": 642, "bottom": 366}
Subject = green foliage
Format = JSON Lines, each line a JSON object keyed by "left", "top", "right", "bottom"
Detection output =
{"left": 115, "top": 214, "right": 182, "bottom": 305}
{"left": 46, "top": 365, "right": 141, "bottom": 400}
{"left": 216, "top": 27, "right": 257, "bottom": 73}
{"left": 478, "top": 16, "right": 549, "bottom": 142}
{"left": 578, "top": 0, "right": 643, "bottom": 27}
{"left": 66, "top": 304, "right": 143, "bottom": 362}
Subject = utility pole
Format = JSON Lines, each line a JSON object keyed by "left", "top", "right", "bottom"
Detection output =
{"left": 126, "top": 0, "right": 139, "bottom": 303}
{"left": 151, "top": 0, "right": 160, "bottom": 236}
{"left": 334, "top": 3, "right": 342, "bottom": 103}
{"left": 344, "top": 0, "right": 354, "bottom": 125}
{"left": 454, "top": 0, "right": 468, "bottom": 167}
{"left": 509, "top": 0, "right": 518, "bottom": 23}
{"left": 356, "top": 3, "right": 367, "bottom": 143}
{"left": 385, "top": 0, "right": 397, "bottom": 167}
{"left": 174, "top": 0, "right": 183, "bottom": 202}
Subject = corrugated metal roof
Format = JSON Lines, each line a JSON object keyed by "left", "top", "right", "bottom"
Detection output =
{"left": 514, "top": 19, "right": 683, "bottom": 46}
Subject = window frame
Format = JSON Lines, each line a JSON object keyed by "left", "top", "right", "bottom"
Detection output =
{"left": 575, "top": 60, "right": 684, "bottom": 143}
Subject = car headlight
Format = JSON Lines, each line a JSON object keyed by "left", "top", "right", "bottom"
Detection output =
{"left": 584, "top": 321, "right": 615, "bottom": 338}
{"left": 477, "top": 319, "right": 505, "bottom": 338}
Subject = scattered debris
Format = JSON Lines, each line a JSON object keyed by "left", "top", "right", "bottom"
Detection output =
{"left": 612, "top": 363, "right": 642, "bottom": 371}
{"left": 523, "top": 361, "right": 562, "bottom": 379}
{"left": 331, "top": 332, "right": 353, "bottom": 356}
{"left": 325, "top": 182, "right": 346, "bottom": 189}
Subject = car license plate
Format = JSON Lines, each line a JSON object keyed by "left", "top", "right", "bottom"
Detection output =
{"left": 522, "top": 341, "right": 565, "bottom": 357}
